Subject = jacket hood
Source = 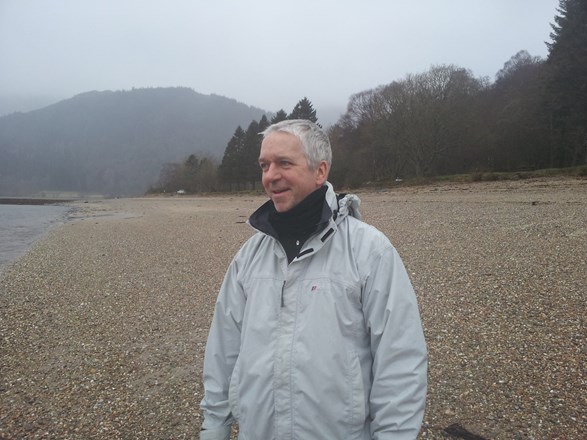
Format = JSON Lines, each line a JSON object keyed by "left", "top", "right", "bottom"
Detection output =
{"left": 328, "top": 181, "right": 361, "bottom": 222}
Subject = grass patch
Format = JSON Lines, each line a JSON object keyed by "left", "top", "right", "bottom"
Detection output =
{"left": 427, "top": 165, "right": 587, "bottom": 184}
{"left": 354, "top": 165, "right": 587, "bottom": 190}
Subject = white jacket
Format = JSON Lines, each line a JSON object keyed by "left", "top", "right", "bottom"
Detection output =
{"left": 200, "top": 183, "right": 427, "bottom": 440}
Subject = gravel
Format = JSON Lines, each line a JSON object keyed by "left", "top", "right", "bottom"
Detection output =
{"left": 1, "top": 177, "right": 585, "bottom": 439}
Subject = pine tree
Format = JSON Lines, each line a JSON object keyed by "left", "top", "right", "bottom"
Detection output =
{"left": 288, "top": 97, "right": 319, "bottom": 124}
{"left": 270, "top": 110, "right": 288, "bottom": 124}
{"left": 258, "top": 114, "right": 270, "bottom": 132}
{"left": 219, "top": 126, "right": 246, "bottom": 190}
{"left": 242, "top": 120, "right": 262, "bottom": 188}
{"left": 545, "top": 0, "right": 587, "bottom": 165}
{"left": 240, "top": 115, "right": 271, "bottom": 188}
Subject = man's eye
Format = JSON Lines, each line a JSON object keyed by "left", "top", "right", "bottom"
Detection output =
{"left": 281, "top": 161, "right": 291, "bottom": 167}
{"left": 259, "top": 163, "right": 269, "bottom": 171}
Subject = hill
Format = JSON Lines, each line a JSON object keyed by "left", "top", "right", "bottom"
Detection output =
{"left": 0, "top": 87, "right": 268, "bottom": 196}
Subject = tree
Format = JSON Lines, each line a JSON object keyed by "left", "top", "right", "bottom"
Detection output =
{"left": 154, "top": 154, "right": 219, "bottom": 193}
{"left": 219, "top": 126, "right": 246, "bottom": 190}
{"left": 218, "top": 117, "right": 272, "bottom": 190}
{"left": 191, "top": 156, "right": 218, "bottom": 192}
{"left": 489, "top": 51, "right": 550, "bottom": 170}
{"left": 496, "top": 50, "right": 543, "bottom": 82}
{"left": 288, "top": 97, "right": 319, "bottom": 123}
{"left": 545, "top": 0, "right": 587, "bottom": 165}
{"left": 329, "top": 89, "right": 384, "bottom": 186}
{"left": 242, "top": 120, "right": 262, "bottom": 188}
{"left": 158, "top": 162, "right": 182, "bottom": 192}
{"left": 182, "top": 154, "right": 200, "bottom": 191}
{"left": 330, "top": 65, "right": 488, "bottom": 184}
{"left": 271, "top": 110, "right": 288, "bottom": 124}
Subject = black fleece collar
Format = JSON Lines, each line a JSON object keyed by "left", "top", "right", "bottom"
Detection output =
{"left": 249, "top": 186, "right": 332, "bottom": 239}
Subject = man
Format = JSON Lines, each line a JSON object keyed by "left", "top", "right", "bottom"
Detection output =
{"left": 200, "top": 119, "right": 427, "bottom": 439}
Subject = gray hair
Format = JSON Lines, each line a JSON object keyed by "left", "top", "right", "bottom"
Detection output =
{"left": 261, "top": 119, "right": 332, "bottom": 170}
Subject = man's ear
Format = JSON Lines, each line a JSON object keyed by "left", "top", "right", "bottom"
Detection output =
{"left": 315, "top": 160, "right": 329, "bottom": 186}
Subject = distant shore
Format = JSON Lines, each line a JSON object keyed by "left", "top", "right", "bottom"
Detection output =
{"left": 1, "top": 176, "right": 585, "bottom": 439}
{"left": 0, "top": 197, "right": 74, "bottom": 205}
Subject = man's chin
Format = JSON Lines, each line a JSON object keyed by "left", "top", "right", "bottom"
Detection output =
{"left": 271, "top": 197, "right": 294, "bottom": 213}
{"left": 270, "top": 191, "right": 293, "bottom": 212}
{"left": 273, "top": 202, "right": 292, "bottom": 213}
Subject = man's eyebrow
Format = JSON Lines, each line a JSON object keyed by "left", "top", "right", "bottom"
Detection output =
{"left": 259, "top": 155, "right": 294, "bottom": 163}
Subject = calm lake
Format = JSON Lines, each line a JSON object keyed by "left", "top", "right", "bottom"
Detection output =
{"left": 0, "top": 204, "right": 72, "bottom": 274}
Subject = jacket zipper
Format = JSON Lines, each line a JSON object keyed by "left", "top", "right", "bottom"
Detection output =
{"left": 281, "top": 280, "right": 286, "bottom": 307}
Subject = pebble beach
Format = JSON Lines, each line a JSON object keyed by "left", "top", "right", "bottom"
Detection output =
{"left": 1, "top": 177, "right": 585, "bottom": 439}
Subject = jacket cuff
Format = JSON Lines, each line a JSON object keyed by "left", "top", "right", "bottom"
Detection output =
{"left": 199, "top": 425, "right": 231, "bottom": 440}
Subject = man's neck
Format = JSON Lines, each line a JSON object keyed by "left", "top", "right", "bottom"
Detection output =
{"left": 269, "top": 186, "right": 328, "bottom": 262}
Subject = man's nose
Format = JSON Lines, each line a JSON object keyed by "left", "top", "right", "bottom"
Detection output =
{"left": 265, "top": 163, "right": 281, "bottom": 181}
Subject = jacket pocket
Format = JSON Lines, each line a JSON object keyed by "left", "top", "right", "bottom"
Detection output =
{"left": 347, "top": 349, "right": 367, "bottom": 438}
{"left": 228, "top": 358, "right": 241, "bottom": 421}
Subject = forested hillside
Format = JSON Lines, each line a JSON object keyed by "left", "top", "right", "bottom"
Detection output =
{"left": 157, "top": 1, "right": 586, "bottom": 193}
{"left": 2, "top": 1, "right": 583, "bottom": 196}
{"left": 0, "top": 87, "right": 267, "bottom": 196}
{"left": 328, "top": 0, "right": 586, "bottom": 186}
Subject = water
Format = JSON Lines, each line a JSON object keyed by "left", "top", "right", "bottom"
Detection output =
{"left": 0, "top": 204, "right": 72, "bottom": 274}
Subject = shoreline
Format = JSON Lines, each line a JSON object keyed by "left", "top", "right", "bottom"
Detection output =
{"left": 0, "top": 203, "right": 75, "bottom": 275}
{"left": 1, "top": 177, "right": 585, "bottom": 439}
{"left": 0, "top": 198, "right": 76, "bottom": 205}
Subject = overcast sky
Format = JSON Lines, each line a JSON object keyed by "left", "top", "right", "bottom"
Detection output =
{"left": 0, "top": 0, "right": 559, "bottom": 122}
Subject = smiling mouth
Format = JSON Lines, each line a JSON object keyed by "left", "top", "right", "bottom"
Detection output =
{"left": 271, "top": 188, "right": 289, "bottom": 195}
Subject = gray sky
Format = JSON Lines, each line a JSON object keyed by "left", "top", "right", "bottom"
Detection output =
{"left": 0, "top": 0, "right": 559, "bottom": 123}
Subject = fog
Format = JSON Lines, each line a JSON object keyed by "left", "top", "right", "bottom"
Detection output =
{"left": 0, "top": 0, "right": 559, "bottom": 123}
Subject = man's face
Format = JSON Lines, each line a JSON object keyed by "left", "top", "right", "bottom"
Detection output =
{"left": 259, "top": 131, "right": 328, "bottom": 212}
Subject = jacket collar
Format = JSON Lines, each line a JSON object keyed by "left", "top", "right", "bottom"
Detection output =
{"left": 248, "top": 182, "right": 361, "bottom": 239}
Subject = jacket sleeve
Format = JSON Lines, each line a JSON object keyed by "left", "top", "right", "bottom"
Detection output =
{"left": 361, "top": 243, "right": 428, "bottom": 440}
{"left": 200, "top": 257, "right": 246, "bottom": 439}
